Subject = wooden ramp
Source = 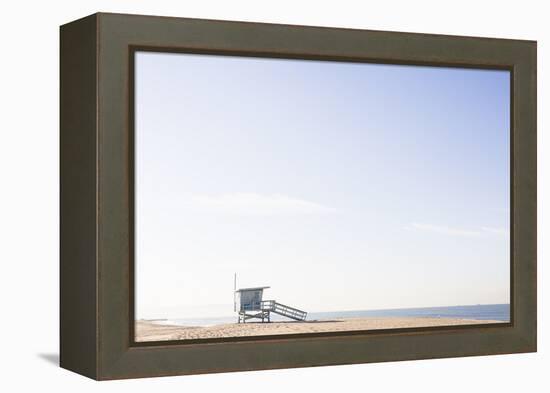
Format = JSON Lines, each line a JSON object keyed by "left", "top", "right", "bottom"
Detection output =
{"left": 261, "top": 300, "right": 307, "bottom": 321}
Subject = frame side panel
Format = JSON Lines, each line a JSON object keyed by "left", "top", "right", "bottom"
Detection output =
{"left": 512, "top": 42, "right": 537, "bottom": 350}
{"left": 60, "top": 14, "right": 99, "bottom": 379}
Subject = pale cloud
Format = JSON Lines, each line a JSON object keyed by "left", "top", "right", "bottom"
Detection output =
{"left": 409, "top": 223, "right": 482, "bottom": 237}
{"left": 189, "top": 192, "right": 335, "bottom": 215}
{"left": 408, "top": 223, "right": 509, "bottom": 238}
{"left": 480, "top": 227, "right": 509, "bottom": 236}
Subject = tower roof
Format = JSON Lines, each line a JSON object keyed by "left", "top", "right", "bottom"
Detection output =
{"left": 235, "top": 286, "right": 270, "bottom": 292}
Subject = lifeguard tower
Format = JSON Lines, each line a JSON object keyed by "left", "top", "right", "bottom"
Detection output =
{"left": 234, "top": 285, "right": 307, "bottom": 323}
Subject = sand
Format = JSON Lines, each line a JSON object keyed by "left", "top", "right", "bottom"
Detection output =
{"left": 135, "top": 317, "right": 502, "bottom": 342}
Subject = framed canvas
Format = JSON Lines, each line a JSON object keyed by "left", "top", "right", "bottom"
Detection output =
{"left": 60, "top": 12, "right": 537, "bottom": 380}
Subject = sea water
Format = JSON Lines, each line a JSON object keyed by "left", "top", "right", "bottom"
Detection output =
{"left": 154, "top": 304, "right": 509, "bottom": 327}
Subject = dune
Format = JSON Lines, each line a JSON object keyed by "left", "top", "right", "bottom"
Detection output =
{"left": 135, "top": 317, "right": 503, "bottom": 342}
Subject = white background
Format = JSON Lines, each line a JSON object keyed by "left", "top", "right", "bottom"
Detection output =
{"left": 0, "top": 0, "right": 545, "bottom": 391}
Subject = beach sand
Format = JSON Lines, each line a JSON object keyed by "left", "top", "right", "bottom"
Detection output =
{"left": 135, "top": 317, "right": 502, "bottom": 342}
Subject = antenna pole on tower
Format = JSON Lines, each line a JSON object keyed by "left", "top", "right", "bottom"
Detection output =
{"left": 233, "top": 273, "right": 237, "bottom": 312}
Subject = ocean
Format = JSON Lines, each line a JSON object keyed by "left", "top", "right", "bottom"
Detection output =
{"left": 154, "top": 303, "right": 510, "bottom": 327}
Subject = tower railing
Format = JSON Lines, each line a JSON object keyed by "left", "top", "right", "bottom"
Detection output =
{"left": 261, "top": 300, "right": 307, "bottom": 321}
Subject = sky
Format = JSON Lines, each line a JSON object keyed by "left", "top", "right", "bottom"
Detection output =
{"left": 134, "top": 51, "right": 510, "bottom": 320}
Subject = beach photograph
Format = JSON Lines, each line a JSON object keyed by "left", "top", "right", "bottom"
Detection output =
{"left": 134, "top": 51, "right": 510, "bottom": 342}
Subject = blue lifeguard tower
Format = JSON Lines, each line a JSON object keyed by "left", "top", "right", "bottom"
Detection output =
{"left": 234, "top": 284, "right": 307, "bottom": 323}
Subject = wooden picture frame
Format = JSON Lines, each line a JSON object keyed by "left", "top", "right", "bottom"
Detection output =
{"left": 60, "top": 12, "right": 536, "bottom": 380}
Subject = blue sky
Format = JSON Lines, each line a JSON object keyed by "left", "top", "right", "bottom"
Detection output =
{"left": 135, "top": 52, "right": 510, "bottom": 319}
